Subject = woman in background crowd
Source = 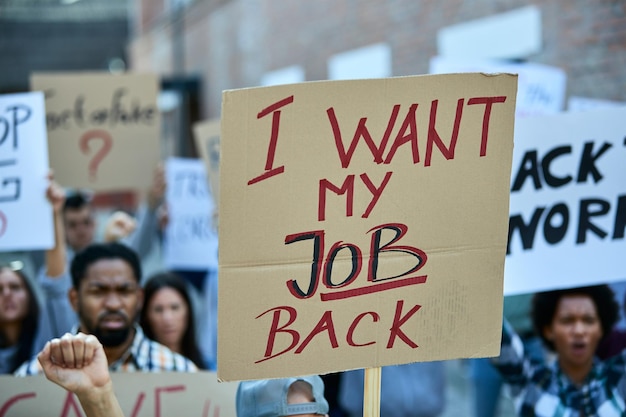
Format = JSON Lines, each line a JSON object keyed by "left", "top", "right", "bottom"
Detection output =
{"left": 140, "top": 271, "right": 206, "bottom": 369}
{"left": 493, "top": 284, "right": 625, "bottom": 416}
{"left": 0, "top": 264, "right": 41, "bottom": 374}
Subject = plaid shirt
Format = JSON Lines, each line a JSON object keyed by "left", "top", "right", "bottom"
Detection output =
{"left": 492, "top": 320, "right": 626, "bottom": 417}
{"left": 14, "top": 325, "right": 197, "bottom": 376}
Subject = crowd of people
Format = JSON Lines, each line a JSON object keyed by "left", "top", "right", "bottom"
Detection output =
{"left": 2, "top": 168, "right": 626, "bottom": 417}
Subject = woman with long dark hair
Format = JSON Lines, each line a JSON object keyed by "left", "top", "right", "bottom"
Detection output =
{"left": 140, "top": 272, "right": 206, "bottom": 369}
{"left": 0, "top": 264, "right": 40, "bottom": 374}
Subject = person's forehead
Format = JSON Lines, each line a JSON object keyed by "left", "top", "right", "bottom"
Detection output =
{"left": 0, "top": 269, "right": 22, "bottom": 284}
{"left": 151, "top": 287, "right": 185, "bottom": 304}
{"left": 83, "top": 259, "right": 137, "bottom": 285}
{"left": 556, "top": 294, "right": 597, "bottom": 312}
{"left": 64, "top": 206, "right": 93, "bottom": 219}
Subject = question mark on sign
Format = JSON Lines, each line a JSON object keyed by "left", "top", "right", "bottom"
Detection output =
{"left": 79, "top": 129, "right": 113, "bottom": 182}
{"left": 0, "top": 210, "right": 7, "bottom": 237}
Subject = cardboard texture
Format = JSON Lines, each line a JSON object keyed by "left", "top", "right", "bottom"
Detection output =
{"left": 0, "top": 92, "right": 54, "bottom": 251}
{"left": 218, "top": 73, "right": 518, "bottom": 381}
{"left": 0, "top": 372, "right": 237, "bottom": 417}
{"left": 505, "top": 106, "right": 626, "bottom": 295}
{"left": 193, "top": 118, "right": 221, "bottom": 207}
{"left": 30, "top": 72, "right": 161, "bottom": 192}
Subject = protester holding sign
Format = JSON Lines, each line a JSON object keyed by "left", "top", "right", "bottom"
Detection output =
{"left": 38, "top": 332, "right": 125, "bottom": 417}
{"left": 492, "top": 285, "right": 624, "bottom": 416}
{"left": 15, "top": 242, "right": 197, "bottom": 375}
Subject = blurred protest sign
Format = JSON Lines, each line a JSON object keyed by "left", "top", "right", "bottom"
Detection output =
{"left": 30, "top": 72, "right": 160, "bottom": 192}
{"left": 430, "top": 56, "right": 566, "bottom": 117}
{"left": 218, "top": 73, "right": 517, "bottom": 380}
{"left": 437, "top": 5, "right": 541, "bottom": 60}
{"left": 568, "top": 96, "right": 626, "bottom": 112}
{"left": 163, "top": 157, "right": 218, "bottom": 270}
{"left": 193, "top": 119, "right": 221, "bottom": 207}
{"left": 0, "top": 92, "right": 54, "bottom": 251}
{"left": 505, "top": 107, "right": 626, "bottom": 295}
{"left": 0, "top": 372, "right": 237, "bottom": 417}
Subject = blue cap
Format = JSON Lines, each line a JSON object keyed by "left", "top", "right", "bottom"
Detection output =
{"left": 236, "top": 375, "right": 329, "bottom": 417}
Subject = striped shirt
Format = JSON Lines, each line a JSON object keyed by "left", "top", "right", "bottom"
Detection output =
{"left": 492, "top": 320, "right": 626, "bottom": 417}
{"left": 14, "top": 325, "right": 197, "bottom": 376}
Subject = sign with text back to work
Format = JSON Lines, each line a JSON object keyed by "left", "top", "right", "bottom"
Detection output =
{"left": 218, "top": 73, "right": 518, "bottom": 381}
{"left": 505, "top": 106, "right": 626, "bottom": 295}
{"left": 30, "top": 72, "right": 161, "bottom": 192}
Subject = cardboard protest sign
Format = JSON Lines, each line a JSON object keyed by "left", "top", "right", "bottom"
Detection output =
{"left": 30, "top": 72, "right": 161, "bottom": 192}
{"left": 218, "top": 73, "right": 517, "bottom": 381}
{"left": 505, "top": 107, "right": 626, "bottom": 295}
{"left": 163, "top": 157, "right": 218, "bottom": 270}
{"left": 0, "top": 372, "right": 237, "bottom": 417}
{"left": 0, "top": 92, "right": 54, "bottom": 251}
{"left": 193, "top": 119, "right": 221, "bottom": 207}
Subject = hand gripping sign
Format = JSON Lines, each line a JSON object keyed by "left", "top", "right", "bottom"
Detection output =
{"left": 217, "top": 73, "right": 517, "bottom": 381}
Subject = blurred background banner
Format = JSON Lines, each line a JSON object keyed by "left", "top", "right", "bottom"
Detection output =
{"left": 193, "top": 118, "right": 221, "bottom": 208}
{"left": 505, "top": 106, "right": 626, "bottom": 295}
{"left": 429, "top": 56, "right": 567, "bottom": 118}
{"left": 163, "top": 156, "right": 218, "bottom": 270}
{"left": 0, "top": 91, "right": 54, "bottom": 251}
{"left": 0, "top": 372, "right": 238, "bottom": 417}
{"left": 30, "top": 72, "right": 160, "bottom": 192}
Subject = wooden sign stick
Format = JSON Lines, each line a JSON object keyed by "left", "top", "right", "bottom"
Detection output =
{"left": 363, "top": 367, "right": 381, "bottom": 417}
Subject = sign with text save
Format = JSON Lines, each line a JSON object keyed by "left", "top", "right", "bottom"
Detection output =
{"left": 0, "top": 92, "right": 54, "bottom": 251}
{"left": 505, "top": 107, "right": 626, "bottom": 295}
{"left": 0, "top": 372, "right": 237, "bottom": 417}
{"left": 218, "top": 73, "right": 517, "bottom": 381}
{"left": 30, "top": 72, "right": 160, "bottom": 192}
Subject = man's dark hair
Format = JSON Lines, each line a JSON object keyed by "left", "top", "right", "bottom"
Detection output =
{"left": 63, "top": 192, "right": 91, "bottom": 213}
{"left": 532, "top": 284, "right": 619, "bottom": 351}
{"left": 70, "top": 243, "right": 142, "bottom": 289}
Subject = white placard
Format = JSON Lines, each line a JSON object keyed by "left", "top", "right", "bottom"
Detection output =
{"left": 0, "top": 92, "right": 54, "bottom": 251}
{"left": 568, "top": 96, "right": 626, "bottom": 112}
{"left": 163, "top": 157, "right": 218, "bottom": 270}
{"left": 328, "top": 42, "right": 392, "bottom": 80}
{"left": 430, "top": 56, "right": 566, "bottom": 117}
{"left": 437, "top": 5, "right": 541, "bottom": 59}
{"left": 505, "top": 107, "right": 626, "bottom": 295}
{"left": 261, "top": 65, "right": 305, "bottom": 86}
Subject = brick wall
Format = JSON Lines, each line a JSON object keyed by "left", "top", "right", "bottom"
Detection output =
{"left": 0, "top": 20, "right": 129, "bottom": 93}
{"left": 128, "top": 0, "right": 626, "bottom": 119}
